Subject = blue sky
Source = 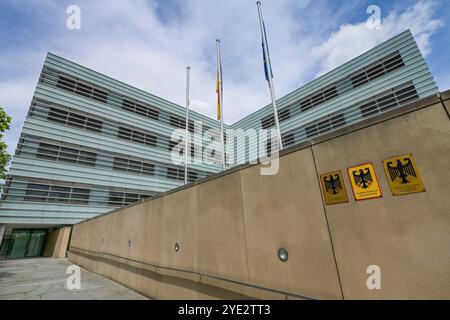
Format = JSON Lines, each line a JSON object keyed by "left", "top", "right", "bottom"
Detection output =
{"left": 0, "top": 0, "right": 449, "bottom": 156}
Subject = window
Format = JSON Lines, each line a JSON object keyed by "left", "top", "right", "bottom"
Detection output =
{"left": 48, "top": 108, "right": 68, "bottom": 124}
{"left": 86, "top": 118, "right": 103, "bottom": 132}
{"left": 260, "top": 108, "right": 292, "bottom": 129}
{"left": 265, "top": 137, "right": 282, "bottom": 157}
{"left": 112, "top": 157, "right": 155, "bottom": 176}
{"left": 56, "top": 74, "right": 109, "bottom": 104}
{"left": 24, "top": 183, "right": 90, "bottom": 204}
{"left": 108, "top": 192, "right": 123, "bottom": 206}
{"left": 36, "top": 143, "right": 59, "bottom": 161}
{"left": 25, "top": 184, "right": 50, "bottom": 202}
{"left": 304, "top": 113, "right": 346, "bottom": 139}
{"left": 107, "top": 191, "right": 153, "bottom": 206}
{"left": 121, "top": 98, "right": 159, "bottom": 121}
{"left": 266, "top": 140, "right": 272, "bottom": 157}
{"left": 169, "top": 115, "right": 194, "bottom": 132}
{"left": 56, "top": 76, "right": 76, "bottom": 92}
{"left": 78, "top": 151, "right": 97, "bottom": 166}
{"left": 360, "top": 100, "right": 378, "bottom": 118}
{"left": 299, "top": 85, "right": 338, "bottom": 112}
{"left": 282, "top": 132, "right": 295, "bottom": 147}
{"left": 36, "top": 142, "right": 97, "bottom": 167}
{"left": 92, "top": 88, "right": 108, "bottom": 104}
{"left": 71, "top": 188, "right": 90, "bottom": 204}
{"left": 49, "top": 186, "right": 71, "bottom": 203}
{"left": 117, "top": 126, "right": 157, "bottom": 147}
{"left": 360, "top": 84, "right": 418, "bottom": 118}
{"left": 47, "top": 107, "right": 103, "bottom": 133}
{"left": 351, "top": 52, "right": 404, "bottom": 88}
{"left": 167, "top": 167, "right": 197, "bottom": 182}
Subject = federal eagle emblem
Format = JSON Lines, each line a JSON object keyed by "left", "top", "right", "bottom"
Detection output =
{"left": 352, "top": 168, "right": 373, "bottom": 189}
{"left": 323, "top": 174, "right": 343, "bottom": 195}
{"left": 386, "top": 158, "right": 416, "bottom": 184}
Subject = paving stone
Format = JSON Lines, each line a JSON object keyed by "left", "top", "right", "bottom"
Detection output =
{"left": 0, "top": 258, "right": 149, "bottom": 300}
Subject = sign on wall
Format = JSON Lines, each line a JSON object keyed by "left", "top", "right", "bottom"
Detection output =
{"left": 319, "top": 170, "right": 349, "bottom": 205}
{"left": 382, "top": 154, "right": 425, "bottom": 196}
{"left": 348, "top": 163, "right": 382, "bottom": 201}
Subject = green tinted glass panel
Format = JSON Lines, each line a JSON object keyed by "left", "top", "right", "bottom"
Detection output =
{"left": 0, "top": 239, "right": 10, "bottom": 256}
{"left": 7, "top": 231, "right": 31, "bottom": 258}
{"left": 26, "top": 231, "right": 47, "bottom": 257}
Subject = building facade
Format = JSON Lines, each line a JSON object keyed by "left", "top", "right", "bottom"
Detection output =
{"left": 0, "top": 30, "right": 439, "bottom": 258}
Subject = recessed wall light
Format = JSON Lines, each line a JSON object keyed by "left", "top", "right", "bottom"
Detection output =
{"left": 278, "top": 248, "right": 288, "bottom": 262}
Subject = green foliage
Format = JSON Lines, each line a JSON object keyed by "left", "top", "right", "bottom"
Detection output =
{"left": 0, "top": 107, "right": 12, "bottom": 179}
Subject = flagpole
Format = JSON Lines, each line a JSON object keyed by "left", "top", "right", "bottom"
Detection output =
{"left": 257, "top": 1, "right": 283, "bottom": 150}
{"left": 184, "top": 66, "right": 190, "bottom": 184}
{"left": 216, "top": 39, "right": 225, "bottom": 171}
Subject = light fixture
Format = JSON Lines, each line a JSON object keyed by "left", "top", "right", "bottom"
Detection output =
{"left": 278, "top": 248, "right": 288, "bottom": 262}
{"left": 175, "top": 242, "right": 180, "bottom": 252}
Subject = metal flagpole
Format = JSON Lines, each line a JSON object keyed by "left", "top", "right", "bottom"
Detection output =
{"left": 184, "top": 66, "right": 190, "bottom": 184}
{"left": 257, "top": 1, "right": 283, "bottom": 150}
{"left": 216, "top": 39, "right": 225, "bottom": 171}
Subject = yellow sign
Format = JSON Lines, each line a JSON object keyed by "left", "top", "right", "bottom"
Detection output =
{"left": 382, "top": 154, "right": 425, "bottom": 196}
{"left": 319, "top": 170, "right": 349, "bottom": 205}
{"left": 348, "top": 163, "right": 382, "bottom": 201}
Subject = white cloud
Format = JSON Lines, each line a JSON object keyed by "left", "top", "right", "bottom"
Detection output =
{"left": 312, "top": 0, "right": 443, "bottom": 76}
{"left": 0, "top": 0, "right": 444, "bottom": 158}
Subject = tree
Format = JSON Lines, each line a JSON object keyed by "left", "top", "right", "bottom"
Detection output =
{"left": 0, "top": 107, "right": 12, "bottom": 180}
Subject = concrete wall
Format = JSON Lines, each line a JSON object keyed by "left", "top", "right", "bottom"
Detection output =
{"left": 69, "top": 92, "right": 450, "bottom": 299}
{"left": 43, "top": 227, "right": 72, "bottom": 258}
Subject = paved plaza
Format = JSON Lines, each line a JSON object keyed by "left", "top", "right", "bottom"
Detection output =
{"left": 0, "top": 257, "right": 149, "bottom": 300}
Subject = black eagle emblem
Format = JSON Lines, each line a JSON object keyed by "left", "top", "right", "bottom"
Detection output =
{"left": 323, "top": 174, "right": 342, "bottom": 195}
{"left": 387, "top": 158, "right": 416, "bottom": 184}
{"left": 352, "top": 168, "right": 373, "bottom": 189}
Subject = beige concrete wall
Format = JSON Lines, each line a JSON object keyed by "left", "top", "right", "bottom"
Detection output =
{"left": 69, "top": 93, "right": 450, "bottom": 300}
{"left": 43, "top": 227, "right": 72, "bottom": 258}
{"left": 312, "top": 101, "right": 450, "bottom": 299}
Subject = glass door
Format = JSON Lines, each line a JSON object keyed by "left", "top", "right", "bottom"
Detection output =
{"left": 6, "top": 229, "right": 48, "bottom": 259}
{"left": 26, "top": 230, "right": 47, "bottom": 257}
{"left": 6, "top": 230, "right": 31, "bottom": 259}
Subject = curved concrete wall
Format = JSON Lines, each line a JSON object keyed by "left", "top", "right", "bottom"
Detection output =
{"left": 69, "top": 92, "right": 450, "bottom": 299}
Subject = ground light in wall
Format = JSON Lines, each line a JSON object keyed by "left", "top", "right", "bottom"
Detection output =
{"left": 278, "top": 248, "right": 289, "bottom": 262}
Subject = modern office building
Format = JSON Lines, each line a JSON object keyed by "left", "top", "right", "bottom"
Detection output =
{"left": 0, "top": 30, "right": 439, "bottom": 258}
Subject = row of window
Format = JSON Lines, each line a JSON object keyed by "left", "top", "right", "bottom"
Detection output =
{"left": 3, "top": 177, "right": 158, "bottom": 207}
{"left": 260, "top": 51, "right": 405, "bottom": 129}
{"left": 44, "top": 67, "right": 214, "bottom": 133}
{"left": 32, "top": 139, "right": 204, "bottom": 181}
{"left": 43, "top": 102, "right": 215, "bottom": 154}
{"left": 272, "top": 82, "right": 419, "bottom": 151}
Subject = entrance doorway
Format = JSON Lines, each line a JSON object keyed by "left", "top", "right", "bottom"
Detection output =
{"left": 6, "top": 229, "right": 47, "bottom": 259}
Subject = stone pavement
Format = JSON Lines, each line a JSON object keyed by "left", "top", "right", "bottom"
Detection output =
{"left": 0, "top": 257, "right": 149, "bottom": 300}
